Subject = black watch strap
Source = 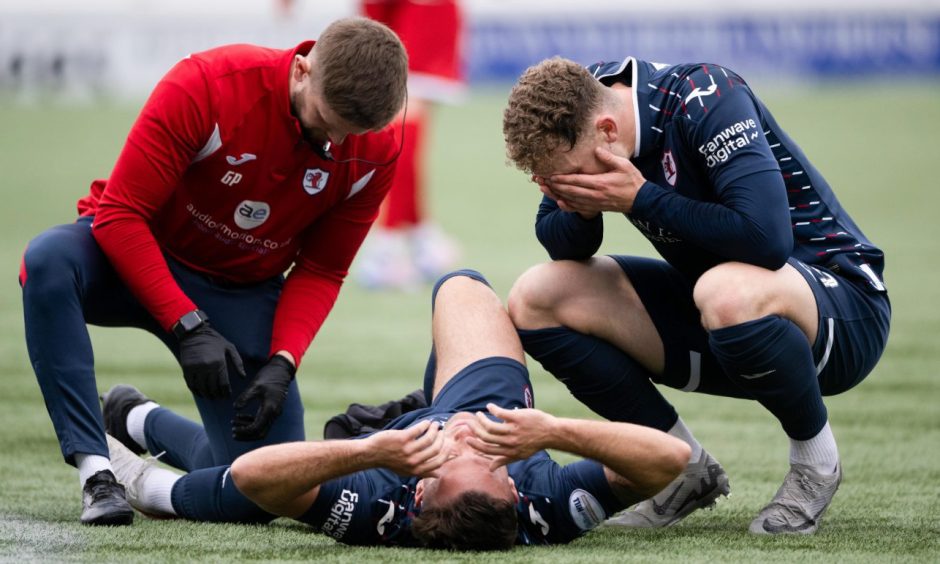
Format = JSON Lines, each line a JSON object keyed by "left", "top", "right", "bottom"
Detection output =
{"left": 172, "top": 310, "right": 209, "bottom": 339}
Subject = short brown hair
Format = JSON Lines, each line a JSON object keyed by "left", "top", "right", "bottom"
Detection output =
{"left": 503, "top": 57, "right": 606, "bottom": 173}
{"left": 314, "top": 17, "right": 408, "bottom": 129}
{"left": 411, "top": 490, "right": 517, "bottom": 551}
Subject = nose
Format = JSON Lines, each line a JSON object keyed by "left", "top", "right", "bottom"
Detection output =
{"left": 452, "top": 424, "right": 475, "bottom": 444}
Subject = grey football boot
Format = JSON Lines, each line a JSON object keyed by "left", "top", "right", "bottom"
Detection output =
{"left": 605, "top": 449, "right": 731, "bottom": 528}
{"left": 749, "top": 462, "right": 842, "bottom": 535}
{"left": 106, "top": 434, "right": 175, "bottom": 519}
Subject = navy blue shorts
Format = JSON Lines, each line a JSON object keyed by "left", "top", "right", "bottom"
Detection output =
{"left": 609, "top": 255, "right": 891, "bottom": 398}
{"left": 386, "top": 357, "right": 534, "bottom": 431}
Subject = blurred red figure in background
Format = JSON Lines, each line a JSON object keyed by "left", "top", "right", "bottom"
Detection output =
{"left": 356, "top": 0, "right": 465, "bottom": 290}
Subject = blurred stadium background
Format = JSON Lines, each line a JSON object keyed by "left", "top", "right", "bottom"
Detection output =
{"left": 1, "top": 0, "right": 938, "bottom": 561}
{"left": 3, "top": 0, "right": 940, "bottom": 100}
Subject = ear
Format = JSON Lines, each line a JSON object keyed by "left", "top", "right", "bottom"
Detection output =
{"left": 595, "top": 115, "right": 619, "bottom": 144}
{"left": 507, "top": 476, "right": 519, "bottom": 503}
{"left": 414, "top": 479, "right": 426, "bottom": 508}
{"left": 292, "top": 54, "right": 311, "bottom": 82}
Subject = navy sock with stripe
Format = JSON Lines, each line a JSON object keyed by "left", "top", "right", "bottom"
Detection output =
{"left": 517, "top": 326, "right": 677, "bottom": 431}
{"left": 708, "top": 315, "right": 827, "bottom": 440}
{"left": 171, "top": 466, "right": 274, "bottom": 524}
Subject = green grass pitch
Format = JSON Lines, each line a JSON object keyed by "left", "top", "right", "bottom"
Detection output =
{"left": 0, "top": 82, "right": 938, "bottom": 562}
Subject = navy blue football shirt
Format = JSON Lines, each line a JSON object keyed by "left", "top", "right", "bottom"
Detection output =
{"left": 296, "top": 411, "right": 623, "bottom": 547}
{"left": 536, "top": 58, "right": 886, "bottom": 293}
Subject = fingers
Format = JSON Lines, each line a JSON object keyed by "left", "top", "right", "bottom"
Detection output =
{"left": 466, "top": 435, "right": 502, "bottom": 455}
{"left": 490, "top": 456, "right": 511, "bottom": 471}
{"left": 227, "top": 345, "right": 247, "bottom": 379}
{"left": 398, "top": 421, "right": 446, "bottom": 476}
{"left": 233, "top": 403, "right": 274, "bottom": 441}
{"left": 465, "top": 436, "right": 514, "bottom": 471}
{"left": 233, "top": 384, "right": 259, "bottom": 409}
{"left": 232, "top": 413, "right": 259, "bottom": 441}
{"left": 594, "top": 145, "right": 625, "bottom": 165}
{"left": 413, "top": 433, "right": 447, "bottom": 477}
{"left": 472, "top": 410, "right": 510, "bottom": 437}
{"left": 217, "top": 367, "right": 232, "bottom": 398}
{"left": 486, "top": 403, "right": 514, "bottom": 420}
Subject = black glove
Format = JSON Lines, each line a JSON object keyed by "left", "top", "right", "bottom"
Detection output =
{"left": 178, "top": 324, "right": 246, "bottom": 399}
{"left": 232, "top": 355, "right": 296, "bottom": 441}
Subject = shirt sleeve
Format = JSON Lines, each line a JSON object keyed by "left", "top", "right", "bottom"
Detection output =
{"left": 534, "top": 195, "right": 604, "bottom": 260}
{"left": 631, "top": 78, "right": 793, "bottom": 270}
{"left": 91, "top": 57, "right": 213, "bottom": 330}
{"left": 515, "top": 456, "right": 624, "bottom": 545}
{"left": 297, "top": 468, "right": 392, "bottom": 545}
{"left": 632, "top": 170, "right": 793, "bottom": 269}
{"left": 269, "top": 162, "right": 395, "bottom": 364}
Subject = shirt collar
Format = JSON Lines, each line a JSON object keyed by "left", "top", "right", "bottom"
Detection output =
{"left": 593, "top": 57, "right": 663, "bottom": 159}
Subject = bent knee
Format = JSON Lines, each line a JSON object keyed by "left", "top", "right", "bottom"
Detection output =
{"left": 508, "top": 261, "right": 581, "bottom": 330}
{"left": 22, "top": 229, "right": 87, "bottom": 291}
{"left": 693, "top": 263, "right": 768, "bottom": 330}
{"left": 508, "top": 264, "right": 553, "bottom": 329}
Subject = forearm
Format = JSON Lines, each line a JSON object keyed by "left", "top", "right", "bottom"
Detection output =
{"left": 269, "top": 268, "right": 342, "bottom": 366}
{"left": 548, "top": 417, "right": 690, "bottom": 498}
{"left": 230, "top": 439, "right": 375, "bottom": 518}
{"left": 632, "top": 170, "right": 793, "bottom": 269}
{"left": 92, "top": 209, "right": 195, "bottom": 330}
{"left": 535, "top": 196, "right": 604, "bottom": 260}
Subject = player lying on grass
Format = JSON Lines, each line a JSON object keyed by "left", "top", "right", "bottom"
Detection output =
{"left": 502, "top": 57, "right": 890, "bottom": 534}
{"left": 101, "top": 270, "right": 689, "bottom": 549}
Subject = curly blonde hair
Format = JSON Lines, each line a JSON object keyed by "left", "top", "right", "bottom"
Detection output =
{"left": 503, "top": 57, "right": 606, "bottom": 173}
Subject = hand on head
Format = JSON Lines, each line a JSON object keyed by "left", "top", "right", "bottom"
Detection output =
{"left": 535, "top": 147, "right": 646, "bottom": 216}
{"left": 467, "top": 403, "right": 556, "bottom": 471}
{"left": 367, "top": 419, "right": 448, "bottom": 478}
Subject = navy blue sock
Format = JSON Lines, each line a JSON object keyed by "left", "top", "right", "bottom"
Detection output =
{"left": 518, "top": 326, "right": 678, "bottom": 431}
{"left": 144, "top": 407, "right": 214, "bottom": 472}
{"left": 171, "top": 466, "right": 275, "bottom": 524}
{"left": 709, "top": 315, "right": 826, "bottom": 440}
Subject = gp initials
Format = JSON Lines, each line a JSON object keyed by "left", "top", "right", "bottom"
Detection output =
{"left": 221, "top": 170, "right": 243, "bottom": 186}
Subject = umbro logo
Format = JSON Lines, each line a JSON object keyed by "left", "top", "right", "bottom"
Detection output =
{"left": 226, "top": 153, "right": 257, "bottom": 166}
{"left": 740, "top": 369, "right": 776, "bottom": 380}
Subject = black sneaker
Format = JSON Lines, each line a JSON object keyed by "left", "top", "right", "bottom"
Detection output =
{"left": 80, "top": 469, "right": 134, "bottom": 526}
{"left": 100, "top": 384, "right": 151, "bottom": 455}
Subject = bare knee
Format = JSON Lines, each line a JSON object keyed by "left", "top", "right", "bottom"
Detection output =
{"left": 693, "top": 263, "right": 766, "bottom": 330}
{"left": 508, "top": 262, "right": 576, "bottom": 330}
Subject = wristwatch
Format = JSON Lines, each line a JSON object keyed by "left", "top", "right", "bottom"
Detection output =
{"left": 172, "top": 310, "right": 209, "bottom": 339}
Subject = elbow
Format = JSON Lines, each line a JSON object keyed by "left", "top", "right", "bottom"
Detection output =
{"left": 754, "top": 237, "right": 792, "bottom": 270}
{"left": 647, "top": 439, "right": 692, "bottom": 496}
{"left": 743, "top": 218, "right": 793, "bottom": 270}
{"left": 537, "top": 234, "right": 600, "bottom": 262}
{"left": 665, "top": 440, "right": 692, "bottom": 484}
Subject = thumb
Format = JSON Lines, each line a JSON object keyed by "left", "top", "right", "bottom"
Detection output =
{"left": 595, "top": 146, "right": 629, "bottom": 167}
{"left": 234, "top": 384, "right": 259, "bottom": 409}
{"left": 226, "top": 344, "right": 247, "bottom": 379}
{"left": 409, "top": 419, "right": 434, "bottom": 438}
{"left": 486, "top": 403, "right": 514, "bottom": 421}
{"left": 490, "top": 456, "right": 510, "bottom": 471}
